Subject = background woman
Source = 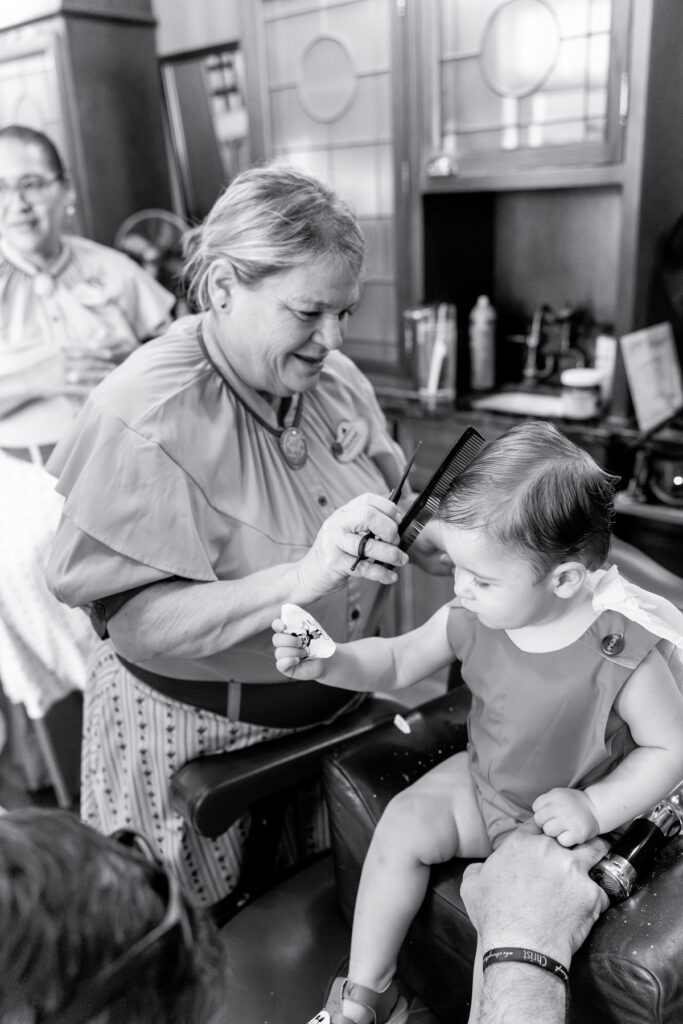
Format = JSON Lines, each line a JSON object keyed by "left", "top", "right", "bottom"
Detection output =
{"left": 0, "top": 124, "right": 175, "bottom": 757}
{"left": 46, "top": 163, "right": 448, "bottom": 917}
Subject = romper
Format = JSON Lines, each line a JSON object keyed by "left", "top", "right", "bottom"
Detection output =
{"left": 447, "top": 605, "right": 662, "bottom": 848}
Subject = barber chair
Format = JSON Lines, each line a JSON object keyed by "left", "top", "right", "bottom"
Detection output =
{"left": 171, "top": 695, "right": 404, "bottom": 916}
{"left": 171, "top": 536, "right": 683, "bottom": 1024}
{"left": 324, "top": 688, "right": 683, "bottom": 1024}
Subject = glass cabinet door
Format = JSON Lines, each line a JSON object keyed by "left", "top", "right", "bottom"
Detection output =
{"left": 420, "top": 0, "right": 631, "bottom": 180}
{"left": 241, "top": 0, "right": 409, "bottom": 373}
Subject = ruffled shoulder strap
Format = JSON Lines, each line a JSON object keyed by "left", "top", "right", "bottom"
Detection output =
{"left": 49, "top": 400, "right": 217, "bottom": 582}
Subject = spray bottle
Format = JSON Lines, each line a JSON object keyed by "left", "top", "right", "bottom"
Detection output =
{"left": 469, "top": 295, "right": 496, "bottom": 391}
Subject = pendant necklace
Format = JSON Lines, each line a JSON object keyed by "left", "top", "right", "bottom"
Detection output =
{"left": 197, "top": 323, "right": 308, "bottom": 470}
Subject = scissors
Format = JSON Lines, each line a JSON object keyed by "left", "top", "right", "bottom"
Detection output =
{"left": 350, "top": 441, "right": 422, "bottom": 571}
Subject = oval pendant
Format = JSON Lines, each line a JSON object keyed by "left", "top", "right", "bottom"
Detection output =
{"left": 279, "top": 426, "right": 308, "bottom": 469}
{"left": 33, "top": 271, "right": 56, "bottom": 297}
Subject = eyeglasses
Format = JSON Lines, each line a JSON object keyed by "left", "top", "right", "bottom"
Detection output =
{"left": 42, "top": 828, "right": 193, "bottom": 1024}
{"left": 0, "top": 174, "right": 61, "bottom": 205}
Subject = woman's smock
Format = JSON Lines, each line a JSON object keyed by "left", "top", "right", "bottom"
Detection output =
{"left": 447, "top": 605, "right": 662, "bottom": 847}
{"left": 0, "top": 234, "right": 174, "bottom": 723}
{"left": 0, "top": 234, "right": 175, "bottom": 446}
{"left": 47, "top": 314, "right": 404, "bottom": 682}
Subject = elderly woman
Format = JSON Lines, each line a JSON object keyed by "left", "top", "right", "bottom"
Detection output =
{"left": 0, "top": 125, "right": 174, "bottom": 751}
{"left": 47, "top": 164, "right": 447, "bottom": 913}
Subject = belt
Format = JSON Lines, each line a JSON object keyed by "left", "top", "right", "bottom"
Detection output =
{"left": 116, "top": 655, "right": 363, "bottom": 728}
{"left": 1, "top": 443, "right": 56, "bottom": 466}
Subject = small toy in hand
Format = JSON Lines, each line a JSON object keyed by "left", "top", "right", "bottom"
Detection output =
{"left": 280, "top": 603, "right": 336, "bottom": 659}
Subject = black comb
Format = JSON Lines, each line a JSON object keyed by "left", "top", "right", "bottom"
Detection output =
{"left": 397, "top": 426, "right": 487, "bottom": 551}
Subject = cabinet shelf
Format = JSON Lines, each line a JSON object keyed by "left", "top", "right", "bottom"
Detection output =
{"left": 422, "top": 161, "right": 625, "bottom": 194}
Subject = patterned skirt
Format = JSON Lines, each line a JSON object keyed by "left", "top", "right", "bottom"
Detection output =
{"left": 81, "top": 641, "right": 332, "bottom": 906}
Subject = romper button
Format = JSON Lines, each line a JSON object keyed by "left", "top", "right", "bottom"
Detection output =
{"left": 601, "top": 633, "right": 624, "bottom": 656}
{"left": 317, "top": 495, "right": 328, "bottom": 507}
{"left": 350, "top": 608, "right": 360, "bottom": 621}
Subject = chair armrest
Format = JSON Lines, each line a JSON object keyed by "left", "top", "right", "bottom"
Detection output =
{"left": 170, "top": 696, "right": 403, "bottom": 839}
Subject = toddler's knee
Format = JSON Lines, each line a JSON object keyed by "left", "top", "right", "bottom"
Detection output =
{"left": 376, "top": 788, "right": 425, "bottom": 843}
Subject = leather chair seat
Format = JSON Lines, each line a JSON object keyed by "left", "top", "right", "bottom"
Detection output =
{"left": 323, "top": 688, "right": 683, "bottom": 1024}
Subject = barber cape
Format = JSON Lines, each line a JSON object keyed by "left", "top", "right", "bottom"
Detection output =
{"left": 587, "top": 565, "right": 683, "bottom": 690}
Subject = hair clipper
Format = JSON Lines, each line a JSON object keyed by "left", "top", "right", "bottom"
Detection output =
{"left": 589, "top": 799, "right": 682, "bottom": 902}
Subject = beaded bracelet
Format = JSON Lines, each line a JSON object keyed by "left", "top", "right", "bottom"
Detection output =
{"left": 482, "top": 947, "right": 570, "bottom": 986}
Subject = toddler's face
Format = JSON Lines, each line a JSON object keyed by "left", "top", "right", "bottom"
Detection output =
{"left": 441, "top": 523, "right": 558, "bottom": 631}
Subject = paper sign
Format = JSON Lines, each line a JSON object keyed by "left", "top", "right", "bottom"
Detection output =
{"left": 619, "top": 322, "right": 683, "bottom": 432}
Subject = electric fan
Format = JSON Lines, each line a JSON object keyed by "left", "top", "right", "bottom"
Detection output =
{"left": 114, "top": 208, "right": 191, "bottom": 299}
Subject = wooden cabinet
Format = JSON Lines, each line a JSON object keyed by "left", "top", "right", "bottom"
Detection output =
{"left": 0, "top": 1, "right": 172, "bottom": 246}
{"left": 240, "top": 0, "right": 413, "bottom": 377}
{"left": 408, "top": 0, "right": 683, "bottom": 424}
{"left": 241, "top": 0, "right": 683, "bottom": 413}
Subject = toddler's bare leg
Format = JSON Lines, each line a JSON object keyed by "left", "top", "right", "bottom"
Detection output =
{"left": 343, "top": 751, "right": 490, "bottom": 1022}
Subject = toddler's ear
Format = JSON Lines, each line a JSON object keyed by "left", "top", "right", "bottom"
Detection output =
{"left": 551, "top": 561, "right": 587, "bottom": 598}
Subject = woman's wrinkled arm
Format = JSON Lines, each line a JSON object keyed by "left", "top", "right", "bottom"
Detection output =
{"left": 108, "top": 565, "right": 311, "bottom": 662}
{"left": 0, "top": 346, "right": 63, "bottom": 415}
{"left": 108, "top": 493, "right": 409, "bottom": 663}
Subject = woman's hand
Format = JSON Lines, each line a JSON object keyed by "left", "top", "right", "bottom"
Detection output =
{"left": 294, "top": 493, "right": 409, "bottom": 599}
{"left": 532, "top": 788, "right": 600, "bottom": 847}
{"left": 63, "top": 341, "right": 135, "bottom": 395}
{"left": 271, "top": 616, "right": 328, "bottom": 680}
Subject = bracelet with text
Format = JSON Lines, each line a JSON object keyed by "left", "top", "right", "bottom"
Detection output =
{"left": 482, "top": 947, "right": 570, "bottom": 986}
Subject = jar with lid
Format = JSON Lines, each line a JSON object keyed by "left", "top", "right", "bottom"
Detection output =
{"left": 560, "top": 367, "right": 603, "bottom": 419}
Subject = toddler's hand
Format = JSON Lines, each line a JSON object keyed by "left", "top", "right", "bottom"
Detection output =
{"left": 271, "top": 617, "right": 326, "bottom": 680}
{"left": 532, "top": 788, "right": 600, "bottom": 847}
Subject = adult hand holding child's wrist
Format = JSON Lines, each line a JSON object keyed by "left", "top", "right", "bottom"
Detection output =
{"left": 461, "top": 827, "right": 609, "bottom": 970}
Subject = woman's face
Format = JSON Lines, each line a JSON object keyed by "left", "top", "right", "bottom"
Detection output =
{"left": 0, "top": 137, "right": 69, "bottom": 261}
{"left": 219, "top": 256, "right": 361, "bottom": 396}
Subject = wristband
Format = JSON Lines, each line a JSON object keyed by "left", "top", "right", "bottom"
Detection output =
{"left": 482, "top": 947, "right": 569, "bottom": 986}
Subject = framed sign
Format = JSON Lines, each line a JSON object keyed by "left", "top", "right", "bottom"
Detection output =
{"left": 619, "top": 321, "right": 683, "bottom": 434}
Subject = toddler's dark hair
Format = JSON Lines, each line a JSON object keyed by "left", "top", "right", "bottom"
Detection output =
{"left": 438, "top": 421, "right": 619, "bottom": 581}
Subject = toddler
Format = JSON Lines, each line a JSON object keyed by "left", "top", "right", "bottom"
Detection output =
{"left": 272, "top": 421, "right": 683, "bottom": 1024}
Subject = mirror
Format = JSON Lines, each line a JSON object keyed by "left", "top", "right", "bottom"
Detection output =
{"left": 160, "top": 43, "right": 250, "bottom": 223}
{"left": 480, "top": 0, "right": 561, "bottom": 98}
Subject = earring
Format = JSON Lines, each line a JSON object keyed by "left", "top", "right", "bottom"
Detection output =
{"left": 219, "top": 300, "right": 227, "bottom": 310}
{"left": 66, "top": 203, "right": 76, "bottom": 216}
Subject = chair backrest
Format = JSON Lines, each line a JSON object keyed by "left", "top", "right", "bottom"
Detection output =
{"left": 611, "top": 535, "right": 683, "bottom": 609}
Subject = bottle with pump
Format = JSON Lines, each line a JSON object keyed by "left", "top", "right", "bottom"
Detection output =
{"left": 469, "top": 295, "right": 496, "bottom": 391}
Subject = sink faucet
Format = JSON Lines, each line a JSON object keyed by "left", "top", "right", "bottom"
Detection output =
{"left": 547, "top": 304, "right": 586, "bottom": 374}
{"left": 522, "top": 305, "right": 554, "bottom": 382}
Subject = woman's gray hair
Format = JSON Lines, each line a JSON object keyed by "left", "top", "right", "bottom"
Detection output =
{"left": 181, "top": 163, "right": 366, "bottom": 310}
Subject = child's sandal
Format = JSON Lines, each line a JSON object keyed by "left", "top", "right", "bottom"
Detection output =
{"left": 308, "top": 976, "right": 408, "bottom": 1024}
